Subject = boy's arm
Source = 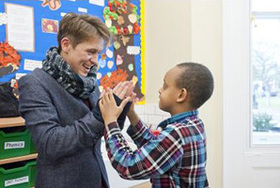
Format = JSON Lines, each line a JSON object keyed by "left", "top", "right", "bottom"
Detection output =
{"left": 100, "top": 91, "right": 183, "bottom": 179}
{"left": 104, "top": 122, "right": 184, "bottom": 180}
{"left": 126, "top": 110, "right": 155, "bottom": 147}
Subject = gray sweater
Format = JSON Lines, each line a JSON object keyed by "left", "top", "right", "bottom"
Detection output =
{"left": 19, "top": 68, "right": 109, "bottom": 188}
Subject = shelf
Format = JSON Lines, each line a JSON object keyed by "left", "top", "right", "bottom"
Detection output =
{"left": 0, "top": 116, "right": 25, "bottom": 128}
{"left": 0, "top": 153, "right": 37, "bottom": 165}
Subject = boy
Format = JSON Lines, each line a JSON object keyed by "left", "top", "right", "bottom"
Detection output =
{"left": 99, "top": 62, "right": 214, "bottom": 187}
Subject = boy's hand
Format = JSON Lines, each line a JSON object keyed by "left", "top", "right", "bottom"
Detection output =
{"left": 126, "top": 92, "right": 140, "bottom": 126}
{"left": 99, "top": 90, "right": 130, "bottom": 126}
{"left": 127, "top": 92, "right": 139, "bottom": 116}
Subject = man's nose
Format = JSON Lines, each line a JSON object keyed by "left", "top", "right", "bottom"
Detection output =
{"left": 90, "top": 54, "right": 98, "bottom": 66}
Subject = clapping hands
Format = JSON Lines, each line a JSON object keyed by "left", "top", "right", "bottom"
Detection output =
{"left": 99, "top": 81, "right": 139, "bottom": 126}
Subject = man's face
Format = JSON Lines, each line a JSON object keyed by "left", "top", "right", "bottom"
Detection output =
{"left": 62, "top": 36, "right": 104, "bottom": 77}
{"left": 158, "top": 66, "right": 182, "bottom": 115}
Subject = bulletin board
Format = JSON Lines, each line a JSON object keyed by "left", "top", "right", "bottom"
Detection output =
{"left": 0, "top": 0, "right": 145, "bottom": 102}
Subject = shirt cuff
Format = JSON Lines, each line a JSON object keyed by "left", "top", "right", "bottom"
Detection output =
{"left": 104, "top": 121, "right": 121, "bottom": 140}
{"left": 126, "top": 120, "right": 144, "bottom": 138}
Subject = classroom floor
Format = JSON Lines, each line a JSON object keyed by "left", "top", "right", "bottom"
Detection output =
{"left": 131, "top": 182, "right": 151, "bottom": 188}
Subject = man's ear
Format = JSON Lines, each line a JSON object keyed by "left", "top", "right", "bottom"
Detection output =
{"left": 61, "top": 37, "right": 71, "bottom": 53}
{"left": 177, "top": 88, "right": 188, "bottom": 103}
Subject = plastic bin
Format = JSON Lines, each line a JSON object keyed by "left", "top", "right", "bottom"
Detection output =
{"left": 0, "top": 129, "right": 36, "bottom": 159}
{"left": 0, "top": 160, "right": 36, "bottom": 188}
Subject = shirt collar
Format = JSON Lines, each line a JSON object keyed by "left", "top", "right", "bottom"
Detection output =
{"left": 157, "top": 110, "right": 199, "bottom": 129}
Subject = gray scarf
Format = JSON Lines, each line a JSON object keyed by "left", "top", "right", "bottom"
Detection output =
{"left": 42, "top": 47, "right": 97, "bottom": 99}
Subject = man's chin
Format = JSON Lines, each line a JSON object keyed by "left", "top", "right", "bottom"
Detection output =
{"left": 78, "top": 71, "right": 88, "bottom": 77}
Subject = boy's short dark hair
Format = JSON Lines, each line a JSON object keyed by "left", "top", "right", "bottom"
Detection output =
{"left": 57, "top": 12, "right": 112, "bottom": 52}
{"left": 176, "top": 62, "right": 214, "bottom": 109}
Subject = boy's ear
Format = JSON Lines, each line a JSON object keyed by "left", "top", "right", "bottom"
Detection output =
{"left": 61, "top": 37, "right": 71, "bottom": 53}
{"left": 177, "top": 88, "right": 188, "bottom": 103}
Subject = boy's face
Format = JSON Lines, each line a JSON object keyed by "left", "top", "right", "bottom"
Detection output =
{"left": 158, "top": 66, "right": 182, "bottom": 115}
{"left": 61, "top": 36, "right": 103, "bottom": 77}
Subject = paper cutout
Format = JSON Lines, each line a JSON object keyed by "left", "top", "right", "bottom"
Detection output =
{"left": 15, "top": 73, "right": 26, "bottom": 80}
{"left": 6, "top": 3, "right": 35, "bottom": 52}
{"left": 97, "top": 72, "right": 102, "bottom": 79}
{"left": 127, "top": 25, "right": 133, "bottom": 34}
{"left": 101, "top": 53, "right": 107, "bottom": 60}
{"left": 0, "top": 12, "right": 8, "bottom": 26}
{"left": 107, "top": 60, "right": 114, "bottom": 69}
{"left": 98, "top": 58, "right": 106, "bottom": 68}
{"left": 0, "top": 41, "right": 20, "bottom": 77}
{"left": 116, "top": 54, "right": 123, "bottom": 65}
{"left": 78, "top": 7, "right": 87, "bottom": 13}
{"left": 120, "top": 35, "right": 130, "bottom": 46}
{"left": 117, "top": 16, "right": 124, "bottom": 25}
{"left": 24, "top": 59, "right": 42, "bottom": 71}
{"left": 100, "top": 69, "right": 128, "bottom": 89}
{"left": 42, "top": 18, "right": 58, "bottom": 33}
{"left": 41, "top": 0, "right": 61, "bottom": 11}
{"left": 113, "top": 41, "right": 120, "bottom": 49}
{"left": 106, "top": 49, "right": 113, "bottom": 58}
{"left": 89, "top": 0, "right": 104, "bottom": 7}
{"left": 128, "top": 14, "right": 137, "bottom": 24}
{"left": 127, "top": 46, "right": 140, "bottom": 55}
{"left": 128, "top": 63, "right": 134, "bottom": 71}
{"left": 10, "top": 78, "right": 19, "bottom": 98}
{"left": 131, "top": 75, "right": 138, "bottom": 85}
{"left": 61, "top": 12, "right": 66, "bottom": 17}
{"left": 105, "top": 19, "right": 112, "bottom": 28}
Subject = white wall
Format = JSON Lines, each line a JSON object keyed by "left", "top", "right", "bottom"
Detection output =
{"left": 144, "top": 1, "right": 223, "bottom": 188}
{"left": 145, "top": 0, "right": 192, "bottom": 103}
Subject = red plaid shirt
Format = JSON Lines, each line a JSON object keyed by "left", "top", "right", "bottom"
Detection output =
{"left": 104, "top": 110, "right": 209, "bottom": 188}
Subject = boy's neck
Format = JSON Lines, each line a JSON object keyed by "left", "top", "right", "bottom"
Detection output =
{"left": 169, "top": 106, "right": 196, "bottom": 116}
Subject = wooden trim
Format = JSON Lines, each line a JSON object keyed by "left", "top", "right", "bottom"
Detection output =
{"left": 0, "top": 153, "right": 37, "bottom": 165}
{"left": 0, "top": 117, "right": 25, "bottom": 128}
{"left": 130, "top": 182, "right": 151, "bottom": 188}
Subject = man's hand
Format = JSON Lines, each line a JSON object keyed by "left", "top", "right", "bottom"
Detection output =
{"left": 99, "top": 90, "right": 130, "bottom": 126}
{"left": 113, "top": 81, "right": 134, "bottom": 100}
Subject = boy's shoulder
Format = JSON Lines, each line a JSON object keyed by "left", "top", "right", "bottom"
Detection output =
{"left": 163, "top": 117, "right": 206, "bottom": 141}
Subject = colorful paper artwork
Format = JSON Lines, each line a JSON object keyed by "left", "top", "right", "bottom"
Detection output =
{"left": 41, "top": 0, "right": 61, "bottom": 11}
{"left": 42, "top": 18, "right": 58, "bottom": 33}
{"left": 0, "top": 42, "right": 21, "bottom": 77}
{"left": 100, "top": 68, "right": 128, "bottom": 90}
{"left": 98, "top": 58, "right": 106, "bottom": 68}
{"left": 107, "top": 60, "right": 114, "bottom": 69}
{"left": 0, "top": 0, "right": 144, "bottom": 102}
{"left": 102, "top": 0, "right": 144, "bottom": 100}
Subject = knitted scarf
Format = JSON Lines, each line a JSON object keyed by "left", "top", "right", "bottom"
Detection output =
{"left": 42, "top": 47, "right": 97, "bottom": 99}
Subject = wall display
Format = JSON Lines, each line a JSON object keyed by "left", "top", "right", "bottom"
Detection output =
{"left": 0, "top": 0, "right": 145, "bottom": 102}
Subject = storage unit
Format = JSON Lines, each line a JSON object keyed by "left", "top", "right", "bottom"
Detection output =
{"left": 0, "top": 129, "right": 36, "bottom": 160}
{"left": 0, "top": 160, "right": 36, "bottom": 188}
{"left": 0, "top": 117, "right": 37, "bottom": 188}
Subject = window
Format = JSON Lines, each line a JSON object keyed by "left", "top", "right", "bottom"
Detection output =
{"left": 251, "top": 0, "right": 280, "bottom": 145}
